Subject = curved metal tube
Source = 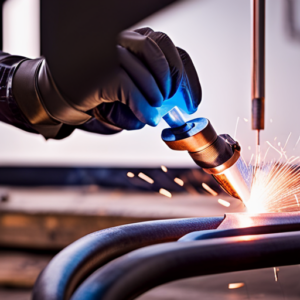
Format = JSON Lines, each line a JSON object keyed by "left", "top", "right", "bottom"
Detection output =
{"left": 71, "top": 231, "right": 300, "bottom": 300}
{"left": 32, "top": 217, "right": 223, "bottom": 300}
{"left": 179, "top": 223, "right": 300, "bottom": 242}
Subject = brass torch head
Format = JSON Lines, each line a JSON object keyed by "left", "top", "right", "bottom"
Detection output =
{"left": 162, "top": 108, "right": 251, "bottom": 203}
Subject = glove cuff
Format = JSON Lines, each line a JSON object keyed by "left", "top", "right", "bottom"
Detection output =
{"left": 13, "top": 59, "right": 92, "bottom": 138}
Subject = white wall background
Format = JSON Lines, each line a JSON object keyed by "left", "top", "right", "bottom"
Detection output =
{"left": 1, "top": 0, "right": 300, "bottom": 167}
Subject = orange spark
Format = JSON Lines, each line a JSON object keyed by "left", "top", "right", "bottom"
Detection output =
{"left": 234, "top": 117, "right": 240, "bottom": 140}
{"left": 228, "top": 283, "right": 244, "bottom": 289}
{"left": 202, "top": 183, "right": 218, "bottom": 196}
{"left": 127, "top": 172, "right": 135, "bottom": 178}
{"left": 274, "top": 267, "right": 279, "bottom": 282}
{"left": 159, "top": 188, "right": 172, "bottom": 198}
{"left": 218, "top": 199, "right": 230, "bottom": 207}
{"left": 161, "top": 165, "right": 168, "bottom": 173}
{"left": 174, "top": 177, "right": 184, "bottom": 186}
{"left": 283, "top": 132, "right": 292, "bottom": 150}
{"left": 138, "top": 173, "right": 154, "bottom": 184}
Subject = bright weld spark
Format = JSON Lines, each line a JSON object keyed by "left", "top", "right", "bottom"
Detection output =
{"left": 249, "top": 154, "right": 254, "bottom": 167}
{"left": 278, "top": 142, "right": 281, "bottom": 147}
{"left": 245, "top": 133, "right": 300, "bottom": 214}
{"left": 218, "top": 199, "right": 230, "bottom": 207}
{"left": 174, "top": 177, "right": 184, "bottom": 186}
{"left": 273, "top": 267, "right": 279, "bottom": 282}
{"left": 127, "top": 172, "right": 134, "bottom": 178}
{"left": 161, "top": 165, "right": 168, "bottom": 173}
{"left": 202, "top": 183, "right": 218, "bottom": 196}
{"left": 283, "top": 132, "right": 292, "bottom": 150}
{"left": 266, "top": 141, "right": 282, "bottom": 157}
{"left": 228, "top": 283, "right": 244, "bottom": 289}
{"left": 248, "top": 146, "right": 251, "bottom": 150}
{"left": 234, "top": 117, "right": 240, "bottom": 140}
{"left": 138, "top": 172, "right": 154, "bottom": 184}
{"left": 294, "top": 136, "right": 300, "bottom": 149}
{"left": 159, "top": 188, "right": 172, "bottom": 198}
{"left": 244, "top": 118, "right": 248, "bottom": 122}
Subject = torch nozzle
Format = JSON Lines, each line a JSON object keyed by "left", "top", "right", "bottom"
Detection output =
{"left": 162, "top": 109, "right": 251, "bottom": 203}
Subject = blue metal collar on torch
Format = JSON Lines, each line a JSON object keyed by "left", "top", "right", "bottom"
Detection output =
{"left": 162, "top": 118, "right": 209, "bottom": 142}
{"left": 161, "top": 108, "right": 236, "bottom": 169}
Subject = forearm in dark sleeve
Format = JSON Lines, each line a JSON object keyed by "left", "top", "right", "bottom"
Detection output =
{"left": 0, "top": 52, "right": 39, "bottom": 134}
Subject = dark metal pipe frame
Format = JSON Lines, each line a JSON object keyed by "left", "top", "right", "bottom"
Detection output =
{"left": 179, "top": 223, "right": 300, "bottom": 241}
{"left": 71, "top": 231, "right": 300, "bottom": 300}
{"left": 32, "top": 217, "right": 223, "bottom": 300}
{"left": 251, "top": 0, "right": 265, "bottom": 144}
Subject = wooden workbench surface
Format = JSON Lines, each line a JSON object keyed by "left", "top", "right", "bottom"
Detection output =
{"left": 0, "top": 187, "right": 245, "bottom": 249}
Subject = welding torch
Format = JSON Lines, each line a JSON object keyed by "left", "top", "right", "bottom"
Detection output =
{"left": 252, "top": 0, "right": 265, "bottom": 146}
{"left": 161, "top": 1, "right": 265, "bottom": 203}
{"left": 162, "top": 107, "right": 251, "bottom": 203}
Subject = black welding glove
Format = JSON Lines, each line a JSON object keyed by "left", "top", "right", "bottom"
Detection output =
{"left": 1, "top": 28, "right": 201, "bottom": 139}
{"left": 93, "top": 27, "right": 202, "bottom": 130}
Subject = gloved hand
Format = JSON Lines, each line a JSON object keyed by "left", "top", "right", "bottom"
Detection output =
{"left": 93, "top": 27, "right": 202, "bottom": 130}
{"left": 2, "top": 28, "right": 201, "bottom": 139}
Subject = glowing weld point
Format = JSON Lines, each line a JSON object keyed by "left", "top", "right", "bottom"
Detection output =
{"left": 244, "top": 118, "right": 248, "bottom": 122}
{"left": 218, "top": 199, "right": 230, "bottom": 207}
{"left": 228, "top": 283, "right": 244, "bottom": 289}
{"left": 202, "top": 183, "right": 218, "bottom": 196}
{"left": 161, "top": 165, "right": 168, "bottom": 173}
{"left": 127, "top": 172, "right": 134, "bottom": 178}
{"left": 138, "top": 173, "right": 154, "bottom": 184}
{"left": 174, "top": 177, "right": 184, "bottom": 186}
{"left": 278, "top": 142, "right": 281, "bottom": 147}
{"left": 295, "top": 195, "right": 299, "bottom": 207}
{"left": 159, "top": 188, "right": 172, "bottom": 198}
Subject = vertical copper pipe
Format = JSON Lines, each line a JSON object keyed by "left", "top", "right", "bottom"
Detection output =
{"left": 251, "top": 0, "right": 265, "bottom": 144}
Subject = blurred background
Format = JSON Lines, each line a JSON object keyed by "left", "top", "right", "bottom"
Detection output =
{"left": 1, "top": 0, "right": 300, "bottom": 166}
{"left": 0, "top": 0, "right": 300, "bottom": 299}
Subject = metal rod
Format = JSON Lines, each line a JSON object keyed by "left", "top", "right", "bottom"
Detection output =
{"left": 251, "top": 0, "right": 265, "bottom": 145}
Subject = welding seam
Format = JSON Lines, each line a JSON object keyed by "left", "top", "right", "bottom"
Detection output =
{"left": 178, "top": 223, "right": 300, "bottom": 242}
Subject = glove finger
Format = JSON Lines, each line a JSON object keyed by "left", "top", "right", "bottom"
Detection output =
{"left": 135, "top": 28, "right": 183, "bottom": 99}
{"left": 97, "top": 102, "right": 145, "bottom": 130}
{"left": 118, "top": 30, "right": 172, "bottom": 99}
{"left": 177, "top": 47, "right": 202, "bottom": 113}
{"left": 117, "top": 45, "right": 163, "bottom": 107}
{"left": 99, "top": 68, "right": 161, "bottom": 126}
